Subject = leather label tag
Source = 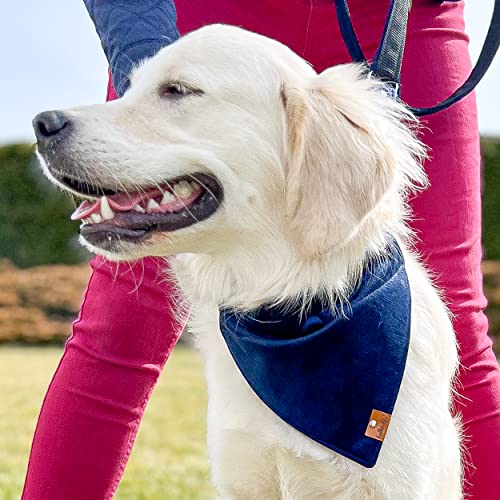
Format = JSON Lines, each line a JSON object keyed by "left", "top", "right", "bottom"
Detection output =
{"left": 365, "top": 409, "right": 391, "bottom": 442}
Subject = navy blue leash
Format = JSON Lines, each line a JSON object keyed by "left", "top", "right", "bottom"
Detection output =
{"left": 334, "top": 0, "right": 500, "bottom": 116}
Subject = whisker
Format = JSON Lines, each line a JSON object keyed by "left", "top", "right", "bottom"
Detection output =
{"left": 112, "top": 261, "right": 121, "bottom": 284}
{"left": 163, "top": 178, "right": 201, "bottom": 224}
{"left": 129, "top": 258, "right": 146, "bottom": 294}
{"left": 94, "top": 256, "right": 108, "bottom": 272}
{"left": 186, "top": 173, "right": 220, "bottom": 204}
{"left": 97, "top": 163, "right": 133, "bottom": 199}
{"left": 126, "top": 260, "right": 143, "bottom": 295}
{"left": 113, "top": 174, "right": 140, "bottom": 203}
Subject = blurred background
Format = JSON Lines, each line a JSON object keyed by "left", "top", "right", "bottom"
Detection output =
{"left": 0, "top": 0, "right": 499, "bottom": 498}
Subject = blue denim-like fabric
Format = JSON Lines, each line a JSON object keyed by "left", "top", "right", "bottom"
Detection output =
{"left": 83, "top": 0, "right": 180, "bottom": 96}
{"left": 220, "top": 241, "right": 411, "bottom": 468}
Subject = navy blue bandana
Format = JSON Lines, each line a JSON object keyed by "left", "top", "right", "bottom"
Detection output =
{"left": 219, "top": 242, "right": 411, "bottom": 468}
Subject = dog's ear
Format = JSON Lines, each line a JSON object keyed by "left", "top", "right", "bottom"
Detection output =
{"left": 281, "top": 64, "right": 423, "bottom": 258}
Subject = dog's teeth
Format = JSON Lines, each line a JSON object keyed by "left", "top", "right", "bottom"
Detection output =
{"left": 91, "top": 213, "right": 102, "bottom": 223}
{"left": 174, "top": 180, "right": 194, "bottom": 198}
{"left": 190, "top": 181, "right": 199, "bottom": 190}
{"left": 161, "top": 191, "right": 176, "bottom": 205}
{"left": 147, "top": 199, "right": 160, "bottom": 211}
{"left": 133, "top": 204, "right": 145, "bottom": 213}
{"left": 100, "top": 196, "right": 115, "bottom": 220}
{"left": 180, "top": 180, "right": 194, "bottom": 193}
{"left": 173, "top": 183, "right": 184, "bottom": 197}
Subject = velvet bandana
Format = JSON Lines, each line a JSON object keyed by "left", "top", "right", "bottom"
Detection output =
{"left": 219, "top": 242, "right": 411, "bottom": 468}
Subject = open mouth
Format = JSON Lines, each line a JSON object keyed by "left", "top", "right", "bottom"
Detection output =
{"left": 68, "top": 173, "right": 223, "bottom": 248}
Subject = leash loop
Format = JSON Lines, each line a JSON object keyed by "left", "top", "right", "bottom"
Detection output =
{"left": 410, "top": 0, "right": 500, "bottom": 116}
{"left": 334, "top": 0, "right": 367, "bottom": 64}
{"left": 334, "top": 0, "right": 500, "bottom": 116}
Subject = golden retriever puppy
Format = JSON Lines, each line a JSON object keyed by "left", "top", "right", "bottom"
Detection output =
{"left": 34, "top": 25, "right": 462, "bottom": 499}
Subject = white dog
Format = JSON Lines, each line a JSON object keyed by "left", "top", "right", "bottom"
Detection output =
{"left": 34, "top": 25, "right": 462, "bottom": 499}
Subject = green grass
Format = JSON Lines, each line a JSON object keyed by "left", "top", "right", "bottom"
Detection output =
{"left": 0, "top": 345, "right": 215, "bottom": 499}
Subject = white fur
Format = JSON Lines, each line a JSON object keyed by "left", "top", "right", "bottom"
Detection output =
{"left": 41, "top": 25, "right": 462, "bottom": 499}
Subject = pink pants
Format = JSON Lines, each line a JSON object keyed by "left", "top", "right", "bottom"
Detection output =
{"left": 23, "top": 1, "right": 500, "bottom": 498}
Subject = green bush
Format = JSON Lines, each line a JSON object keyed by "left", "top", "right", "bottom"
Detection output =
{"left": 0, "top": 144, "right": 85, "bottom": 268}
{"left": 482, "top": 138, "right": 500, "bottom": 260}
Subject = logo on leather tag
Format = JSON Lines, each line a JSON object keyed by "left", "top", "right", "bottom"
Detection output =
{"left": 365, "top": 409, "right": 391, "bottom": 442}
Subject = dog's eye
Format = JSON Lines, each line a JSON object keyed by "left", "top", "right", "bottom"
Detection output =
{"left": 161, "top": 82, "right": 186, "bottom": 96}
{"left": 159, "top": 82, "right": 202, "bottom": 99}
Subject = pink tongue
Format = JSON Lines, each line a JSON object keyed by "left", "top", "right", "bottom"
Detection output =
{"left": 71, "top": 187, "right": 163, "bottom": 220}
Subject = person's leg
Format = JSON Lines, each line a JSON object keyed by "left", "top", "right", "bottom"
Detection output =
{"left": 399, "top": 3, "right": 500, "bottom": 497}
{"left": 332, "top": 2, "right": 500, "bottom": 496}
{"left": 303, "top": 2, "right": 500, "bottom": 496}
{"left": 176, "top": 0, "right": 311, "bottom": 54}
{"left": 22, "top": 256, "right": 183, "bottom": 500}
{"left": 22, "top": 80, "right": 184, "bottom": 500}
{"left": 176, "top": 1, "right": 500, "bottom": 498}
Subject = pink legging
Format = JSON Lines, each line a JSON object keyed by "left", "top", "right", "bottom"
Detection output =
{"left": 23, "top": 1, "right": 500, "bottom": 498}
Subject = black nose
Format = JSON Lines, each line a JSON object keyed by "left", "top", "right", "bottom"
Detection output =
{"left": 33, "top": 111, "right": 69, "bottom": 143}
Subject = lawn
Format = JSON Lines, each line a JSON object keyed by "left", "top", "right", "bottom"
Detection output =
{"left": 0, "top": 345, "right": 215, "bottom": 500}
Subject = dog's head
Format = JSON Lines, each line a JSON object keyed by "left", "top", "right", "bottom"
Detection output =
{"left": 34, "top": 25, "right": 426, "bottom": 265}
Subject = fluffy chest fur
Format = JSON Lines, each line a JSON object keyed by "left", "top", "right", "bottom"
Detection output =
{"left": 176, "top": 246, "right": 462, "bottom": 500}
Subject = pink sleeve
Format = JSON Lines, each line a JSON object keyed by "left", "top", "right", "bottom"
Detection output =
{"left": 22, "top": 231, "right": 182, "bottom": 498}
